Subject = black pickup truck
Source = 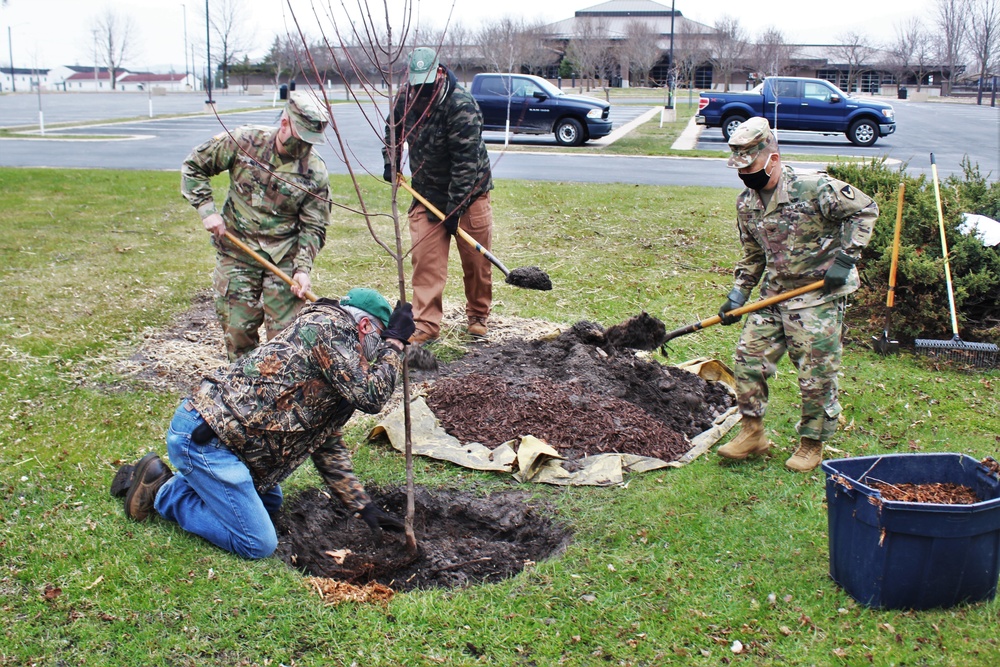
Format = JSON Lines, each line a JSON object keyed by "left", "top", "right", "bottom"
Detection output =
{"left": 696, "top": 76, "right": 896, "bottom": 147}
{"left": 469, "top": 73, "right": 612, "bottom": 146}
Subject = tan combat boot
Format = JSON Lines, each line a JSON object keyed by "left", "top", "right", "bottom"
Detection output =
{"left": 785, "top": 437, "right": 823, "bottom": 472}
{"left": 717, "top": 416, "right": 770, "bottom": 459}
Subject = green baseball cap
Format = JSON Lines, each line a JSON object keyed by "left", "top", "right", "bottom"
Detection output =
{"left": 407, "top": 47, "right": 440, "bottom": 86}
{"left": 286, "top": 91, "right": 327, "bottom": 145}
{"left": 340, "top": 288, "right": 392, "bottom": 328}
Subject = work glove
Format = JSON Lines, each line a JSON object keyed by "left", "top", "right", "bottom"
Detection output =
{"left": 382, "top": 165, "right": 393, "bottom": 183}
{"left": 718, "top": 289, "right": 747, "bottom": 326}
{"left": 442, "top": 209, "right": 460, "bottom": 236}
{"left": 360, "top": 503, "right": 405, "bottom": 536}
{"left": 382, "top": 301, "right": 415, "bottom": 344}
{"left": 824, "top": 251, "right": 856, "bottom": 294}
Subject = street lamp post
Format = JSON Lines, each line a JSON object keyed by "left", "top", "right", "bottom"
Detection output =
{"left": 205, "top": 0, "right": 213, "bottom": 105}
{"left": 182, "top": 4, "right": 189, "bottom": 89}
{"left": 667, "top": 0, "right": 676, "bottom": 109}
{"left": 8, "top": 26, "right": 14, "bottom": 92}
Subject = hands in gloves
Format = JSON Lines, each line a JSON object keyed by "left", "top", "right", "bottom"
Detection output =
{"left": 824, "top": 251, "right": 855, "bottom": 294}
{"left": 382, "top": 165, "right": 393, "bottom": 183}
{"left": 382, "top": 302, "right": 415, "bottom": 344}
{"left": 360, "top": 503, "right": 405, "bottom": 536}
{"left": 442, "top": 210, "right": 460, "bottom": 236}
{"left": 718, "top": 289, "right": 747, "bottom": 326}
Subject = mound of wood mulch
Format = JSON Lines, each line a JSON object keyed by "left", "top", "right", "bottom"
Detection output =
{"left": 420, "top": 322, "right": 736, "bottom": 464}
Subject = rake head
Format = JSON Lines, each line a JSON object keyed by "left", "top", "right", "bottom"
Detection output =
{"left": 914, "top": 336, "right": 999, "bottom": 368}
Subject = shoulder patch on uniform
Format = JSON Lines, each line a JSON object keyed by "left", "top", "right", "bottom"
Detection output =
{"left": 840, "top": 185, "right": 855, "bottom": 200}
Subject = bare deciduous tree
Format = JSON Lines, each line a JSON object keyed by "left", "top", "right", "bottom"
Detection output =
{"left": 208, "top": 0, "right": 254, "bottom": 89}
{"left": 618, "top": 20, "right": 660, "bottom": 87}
{"left": 477, "top": 16, "right": 554, "bottom": 75}
{"left": 935, "top": 0, "right": 972, "bottom": 94}
{"left": 886, "top": 18, "right": 934, "bottom": 91}
{"left": 91, "top": 8, "right": 137, "bottom": 91}
{"left": 709, "top": 16, "right": 748, "bottom": 92}
{"left": 967, "top": 0, "right": 1000, "bottom": 102}
{"left": 751, "top": 27, "right": 791, "bottom": 78}
{"left": 833, "top": 31, "right": 877, "bottom": 92}
{"left": 566, "top": 16, "right": 612, "bottom": 91}
{"left": 672, "top": 21, "right": 709, "bottom": 97}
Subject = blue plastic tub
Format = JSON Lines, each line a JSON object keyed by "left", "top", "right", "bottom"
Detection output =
{"left": 822, "top": 453, "right": 1000, "bottom": 610}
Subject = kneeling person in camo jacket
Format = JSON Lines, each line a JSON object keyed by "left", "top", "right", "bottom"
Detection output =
{"left": 113, "top": 288, "right": 415, "bottom": 559}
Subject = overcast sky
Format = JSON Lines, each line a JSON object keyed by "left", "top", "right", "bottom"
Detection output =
{"left": 3, "top": 0, "right": 931, "bottom": 72}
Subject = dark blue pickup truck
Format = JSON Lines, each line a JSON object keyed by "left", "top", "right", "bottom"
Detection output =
{"left": 470, "top": 73, "right": 612, "bottom": 146}
{"left": 696, "top": 76, "right": 896, "bottom": 147}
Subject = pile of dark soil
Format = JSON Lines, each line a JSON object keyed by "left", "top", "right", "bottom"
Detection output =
{"left": 275, "top": 486, "right": 570, "bottom": 591}
{"left": 419, "top": 322, "right": 735, "bottom": 463}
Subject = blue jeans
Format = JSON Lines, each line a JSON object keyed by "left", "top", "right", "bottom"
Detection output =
{"left": 154, "top": 400, "right": 283, "bottom": 559}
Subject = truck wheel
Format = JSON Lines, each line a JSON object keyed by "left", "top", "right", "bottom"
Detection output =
{"left": 555, "top": 118, "right": 585, "bottom": 146}
{"left": 847, "top": 119, "right": 878, "bottom": 147}
{"left": 721, "top": 115, "right": 747, "bottom": 141}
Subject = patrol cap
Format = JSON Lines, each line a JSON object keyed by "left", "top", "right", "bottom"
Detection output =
{"left": 407, "top": 47, "right": 440, "bottom": 86}
{"left": 727, "top": 117, "right": 774, "bottom": 168}
{"left": 340, "top": 288, "right": 392, "bottom": 328}
{"left": 286, "top": 91, "right": 327, "bottom": 145}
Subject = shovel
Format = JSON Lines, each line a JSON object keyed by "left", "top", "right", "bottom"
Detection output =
{"left": 396, "top": 176, "right": 552, "bottom": 291}
{"left": 659, "top": 280, "right": 826, "bottom": 354}
{"left": 223, "top": 231, "right": 439, "bottom": 370}
{"left": 872, "top": 183, "right": 904, "bottom": 355}
{"left": 224, "top": 231, "right": 318, "bottom": 302}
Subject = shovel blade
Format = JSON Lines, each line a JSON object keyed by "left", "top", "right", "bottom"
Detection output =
{"left": 872, "top": 334, "right": 900, "bottom": 356}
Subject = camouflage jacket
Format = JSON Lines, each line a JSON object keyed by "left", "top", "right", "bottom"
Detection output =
{"left": 383, "top": 68, "right": 493, "bottom": 218}
{"left": 189, "top": 300, "right": 402, "bottom": 511}
{"left": 181, "top": 125, "right": 332, "bottom": 275}
{"left": 733, "top": 165, "right": 878, "bottom": 309}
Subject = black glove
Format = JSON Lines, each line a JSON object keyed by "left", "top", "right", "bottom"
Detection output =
{"left": 360, "top": 503, "right": 405, "bottom": 535}
{"left": 824, "top": 251, "right": 856, "bottom": 294}
{"left": 382, "top": 165, "right": 393, "bottom": 183}
{"left": 382, "top": 301, "right": 415, "bottom": 344}
{"left": 718, "top": 289, "right": 747, "bottom": 326}
{"left": 442, "top": 209, "right": 460, "bottom": 236}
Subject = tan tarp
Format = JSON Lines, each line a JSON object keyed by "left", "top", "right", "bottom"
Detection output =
{"left": 369, "top": 357, "right": 740, "bottom": 486}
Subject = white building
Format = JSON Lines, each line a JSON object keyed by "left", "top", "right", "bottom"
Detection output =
{"left": 0, "top": 66, "right": 51, "bottom": 92}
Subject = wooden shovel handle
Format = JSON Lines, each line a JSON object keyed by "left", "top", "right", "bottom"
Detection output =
{"left": 663, "top": 280, "right": 826, "bottom": 344}
{"left": 395, "top": 175, "right": 512, "bottom": 276}
{"left": 223, "top": 231, "right": 318, "bottom": 302}
{"left": 886, "top": 182, "right": 905, "bottom": 308}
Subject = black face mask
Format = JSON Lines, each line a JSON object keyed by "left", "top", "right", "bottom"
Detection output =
{"left": 738, "top": 168, "right": 770, "bottom": 190}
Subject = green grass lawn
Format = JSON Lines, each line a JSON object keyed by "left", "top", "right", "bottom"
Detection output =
{"left": 1, "top": 169, "right": 998, "bottom": 666}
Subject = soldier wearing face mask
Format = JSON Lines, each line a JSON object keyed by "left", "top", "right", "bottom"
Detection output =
{"left": 715, "top": 117, "right": 878, "bottom": 473}
{"left": 112, "top": 288, "right": 416, "bottom": 559}
{"left": 182, "top": 91, "right": 332, "bottom": 361}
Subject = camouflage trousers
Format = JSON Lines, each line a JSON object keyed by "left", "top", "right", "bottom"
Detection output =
{"left": 734, "top": 298, "right": 845, "bottom": 441}
{"left": 213, "top": 251, "right": 304, "bottom": 361}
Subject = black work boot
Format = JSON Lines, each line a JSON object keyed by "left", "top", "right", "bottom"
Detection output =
{"left": 110, "top": 463, "right": 136, "bottom": 498}
{"left": 124, "top": 453, "right": 173, "bottom": 522}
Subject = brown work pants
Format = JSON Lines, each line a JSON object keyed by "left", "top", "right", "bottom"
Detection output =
{"left": 409, "top": 193, "right": 493, "bottom": 338}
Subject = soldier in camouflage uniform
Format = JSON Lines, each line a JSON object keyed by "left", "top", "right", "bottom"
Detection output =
{"left": 715, "top": 118, "right": 877, "bottom": 472}
{"left": 114, "top": 289, "right": 415, "bottom": 559}
{"left": 382, "top": 47, "right": 494, "bottom": 344}
{"left": 182, "top": 91, "right": 332, "bottom": 361}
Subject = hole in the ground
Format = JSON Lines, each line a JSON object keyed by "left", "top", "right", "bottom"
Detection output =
{"left": 274, "top": 486, "right": 572, "bottom": 591}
